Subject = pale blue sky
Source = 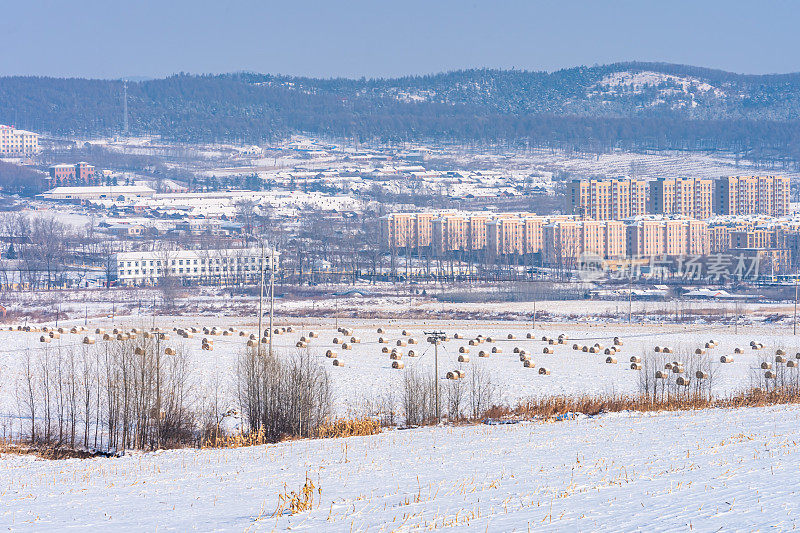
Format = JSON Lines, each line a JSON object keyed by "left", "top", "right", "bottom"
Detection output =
{"left": 1, "top": 0, "right": 797, "bottom": 79}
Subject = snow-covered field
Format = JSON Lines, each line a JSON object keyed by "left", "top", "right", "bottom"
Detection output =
{"left": 1, "top": 317, "right": 798, "bottom": 426}
{"left": 2, "top": 404, "right": 800, "bottom": 530}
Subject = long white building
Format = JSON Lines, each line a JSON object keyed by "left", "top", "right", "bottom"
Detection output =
{"left": 114, "top": 248, "right": 279, "bottom": 286}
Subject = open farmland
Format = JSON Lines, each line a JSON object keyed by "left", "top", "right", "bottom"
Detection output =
{"left": 2, "top": 316, "right": 799, "bottom": 432}
{"left": 2, "top": 404, "right": 800, "bottom": 530}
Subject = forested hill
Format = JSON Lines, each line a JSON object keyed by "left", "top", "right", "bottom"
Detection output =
{"left": 3, "top": 62, "right": 800, "bottom": 160}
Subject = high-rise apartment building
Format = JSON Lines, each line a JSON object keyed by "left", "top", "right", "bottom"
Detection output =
{"left": 569, "top": 178, "right": 648, "bottom": 220}
{"left": 713, "top": 176, "right": 790, "bottom": 216}
{"left": 649, "top": 177, "right": 713, "bottom": 219}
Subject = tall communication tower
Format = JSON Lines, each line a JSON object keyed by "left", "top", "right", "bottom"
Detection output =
{"left": 123, "top": 81, "right": 129, "bottom": 135}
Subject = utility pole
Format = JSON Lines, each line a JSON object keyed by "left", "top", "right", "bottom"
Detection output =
{"left": 257, "top": 244, "right": 265, "bottom": 355}
{"left": 268, "top": 247, "right": 275, "bottom": 357}
{"left": 794, "top": 277, "right": 798, "bottom": 336}
{"left": 532, "top": 297, "right": 537, "bottom": 330}
{"left": 425, "top": 331, "right": 446, "bottom": 422}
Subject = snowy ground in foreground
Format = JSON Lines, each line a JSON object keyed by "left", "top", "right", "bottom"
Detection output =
{"left": 2, "top": 404, "right": 799, "bottom": 531}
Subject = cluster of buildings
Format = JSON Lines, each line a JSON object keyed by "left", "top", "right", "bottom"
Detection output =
{"left": 0, "top": 125, "right": 39, "bottom": 156}
{"left": 380, "top": 210, "right": 800, "bottom": 271}
{"left": 569, "top": 176, "right": 790, "bottom": 220}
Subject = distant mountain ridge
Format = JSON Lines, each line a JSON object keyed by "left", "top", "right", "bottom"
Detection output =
{"left": 2, "top": 62, "right": 800, "bottom": 163}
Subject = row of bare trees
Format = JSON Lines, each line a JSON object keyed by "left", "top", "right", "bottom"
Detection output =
{"left": 17, "top": 338, "right": 194, "bottom": 452}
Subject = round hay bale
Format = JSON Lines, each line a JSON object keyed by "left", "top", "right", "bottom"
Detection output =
{"left": 402, "top": 330, "right": 410, "bottom": 336}
{"left": 630, "top": 356, "right": 641, "bottom": 363}
{"left": 695, "top": 371, "right": 709, "bottom": 379}
{"left": 247, "top": 339, "right": 256, "bottom": 347}
{"left": 695, "top": 348, "right": 706, "bottom": 355}
{"left": 662, "top": 347, "right": 673, "bottom": 354}
{"left": 519, "top": 349, "right": 528, "bottom": 356}
{"left": 765, "top": 370, "right": 776, "bottom": 379}
{"left": 526, "top": 333, "right": 533, "bottom": 339}
{"left": 523, "top": 359, "right": 535, "bottom": 368}
{"left": 350, "top": 337, "right": 361, "bottom": 344}
{"left": 165, "top": 347, "right": 175, "bottom": 355}
{"left": 604, "top": 348, "right": 613, "bottom": 355}
{"left": 260, "top": 337, "right": 269, "bottom": 344}
{"left": 630, "top": 362, "right": 642, "bottom": 370}
{"left": 453, "top": 333, "right": 462, "bottom": 339}
{"left": 377, "top": 328, "right": 385, "bottom": 334}
{"left": 676, "top": 376, "right": 691, "bottom": 386}
{"left": 333, "top": 337, "right": 342, "bottom": 344}
{"left": 605, "top": 356, "right": 617, "bottom": 364}
{"left": 491, "top": 347, "right": 502, "bottom": 353}
{"left": 103, "top": 333, "right": 111, "bottom": 341}
{"left": 39, "top": 335, "right": 51, "bottom": 343}
{"left": 391, "top": 360, "right": 405, "bottom": 369}
{"left": 202, "top": 337, "right": 214, "bottom": 345}
{"left": 548, "top": 339, "right": 556, "bottom": 345}
{"left": 543, "top": 347, "right": 554, "bottom": 354}
{"left": 296, "top": 341, "right": 307, "bottom": 348}
{"left": 538, "top": 367, "right": 551, "bottom": 375}
{"left": 333, "top": 359, "right": 345, "bottom": 367}
{"left": 776, "top": 349, "right": 786, "bottom": 356}
{"left": 135, "top": 346, "right": 145, "bottom": 355}
{"left": 457, "top": 354, "right": 470, "bottom": 363}
{"left": 672, "top": 365, "right": 684, "bottom": 374}
{"left": 83, "top": 336, "right": 95, "bottom": 345}
{"left": 581, "top": 346, "right": 589, "bottom": 352}
{"left": 202, "top": 343, "right": 213, "bottom": 351}
{"left": 286, "top": 326, "right": 294, "bottom": 333}
{"left": 513, "top": 347, "right": 520, "bottom": 353}
{"left": 478, "top": 350, "right": 488, "bottom": 357}
{"left": 654, "top": 346, "right": 661, "bottom": 353}
{"left": 734, "top": 347, "right": 742, "bottom": 354}
{"left": 95, "top": 328, "right": 105, "bottom": 334}
{"left": 144, "top": 331, "right": 153, "bottom": 339}
{"left": 486, "top": 337, "right": 494, "bottom": 343}
{"left": 299, "top": 335, "right": 308, "bottom": 343}
{"left": 408, "top": 338, "right": 417, "bottom": 345}
{"left": 459, "top": 346, "right": 469, "bottom": 353}
{"left": 507, "top": 334, "right": 516, "bottom": 340}
{"left": 788, "top": 360, "right": 798, "bottom": 368}
{"left": 326, "top": 349, "right": 337, "bottom": 358}
{"left": 613, "top": 337, "right": 622, "bottom": 346}
{"left": 750, "top": 340, "right": 757, "bottom": 347}
{"left": 468, "top": 339, "right": 477, "bottom": 346}
{"left": 378, "top": 337, "right": 387, "bottom": 343}
{"left": 761, "top": 362, "right": 772, "bottom": 370}
{"left": 776, "top": 355, "right": 787, "bottom": 363}
{"left": 390, "top": 352, "right": 402, "bottom": 360}
{"left": 382, "top": 346, "right": 390, "bottom": 353}
{"left": 573, "top": 343, "right": 580, "bottom": 350}
{"left": 446, "top": 371, "right": 457, "bottom": 379}
{"left": 407, "top": 350, "right": 417, "bottom": 357}
{"left": 49, "top": 331, "right": 60, "bottom": 339}
{"left": 589, "top": 346, "right": 598, "bottom": 353}
{"left": 540, "top": 335, "right": 548, "bottom": 341}
{"left": 796, "top": 352, "right": 800, "bottom": 359}
{"left": 519, "top": 354, "right": 531, "bottom": 362}
{"left": 342, "top": 342, "right": 353, "bottom": 350}
{"left": 720, "top": 355, "right": 734, "bottom": 363}
{"left": 396, "top": 340, "right": 407, "bottom": 347}
{"left": 456, "top": 370, "right": 467, "bottom": 379}
{"left": 655, "top": 370, "right": 668, "bottom": 379}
